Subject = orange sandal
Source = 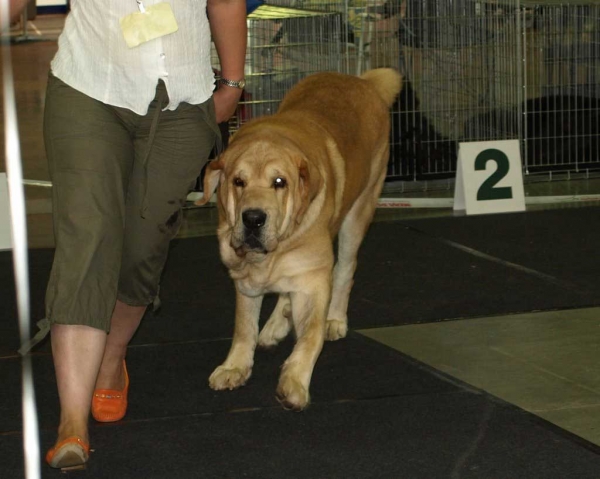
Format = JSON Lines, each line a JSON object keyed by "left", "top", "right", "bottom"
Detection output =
{"left": 46, "top": 436, "right": 90, "bottom": 469}
{"left": 92, "top": 360, "right": 129, "bottom": 422}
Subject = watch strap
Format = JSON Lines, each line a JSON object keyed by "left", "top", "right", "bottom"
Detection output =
{"left": 220, "top": 77, "right": 246, "bottom": 89}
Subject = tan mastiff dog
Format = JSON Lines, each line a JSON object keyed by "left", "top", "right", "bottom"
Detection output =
{"left": 197, "top": 69, "right": 403, "bottom": 410}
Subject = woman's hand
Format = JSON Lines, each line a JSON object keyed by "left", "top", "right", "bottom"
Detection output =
{"left": 213, "top": 85, "right": 243, "bottom": 124}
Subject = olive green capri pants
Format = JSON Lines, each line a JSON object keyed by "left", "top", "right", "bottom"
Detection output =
{"left": 43, "top": 74, "right": 219, "bottom": 332}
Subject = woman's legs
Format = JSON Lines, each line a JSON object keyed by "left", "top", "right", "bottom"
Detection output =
{"left": 46, "top": 81, "right": 218, "bottom": 461}
{"left": 44, "top": 75, "right": 136, "bottom": 450}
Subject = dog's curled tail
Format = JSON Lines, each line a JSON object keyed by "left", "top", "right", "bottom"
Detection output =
{"left": 360, "top": 68, "right": 403, "bottom": 108}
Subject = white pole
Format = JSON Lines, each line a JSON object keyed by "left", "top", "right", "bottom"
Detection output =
{"left": 1, "top": 0, "right": 41, "bottom": 477}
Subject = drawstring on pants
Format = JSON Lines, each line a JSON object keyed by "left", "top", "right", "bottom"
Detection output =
{"left": 140, "top": 87, "right": 167, "bottom": 219}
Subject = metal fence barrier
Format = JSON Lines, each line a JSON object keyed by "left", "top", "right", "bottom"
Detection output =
{"left": 220, "top": 0, "right": 600, "bottom": 183}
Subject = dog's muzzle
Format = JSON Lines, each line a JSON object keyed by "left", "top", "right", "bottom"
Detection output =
{"left": 241, "top": 208, "right": 267, "bottom": 251}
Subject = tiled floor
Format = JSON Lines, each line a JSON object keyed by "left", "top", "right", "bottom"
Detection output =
{"left": 2, "top": 13, "right": 600, "bottom": 455}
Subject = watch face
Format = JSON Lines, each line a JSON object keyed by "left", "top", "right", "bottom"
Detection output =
{"left": 238, "top": 80, "right": 246, "bottom": 89}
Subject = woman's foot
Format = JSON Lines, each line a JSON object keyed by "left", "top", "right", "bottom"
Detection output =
{"left": 46, "top": 436, "right": 90, "bottom": 469}
{"left": 47, "top": 418, "right": 90, "bottom": 469}
{"left": 92, "top": 360, "right": 129, "bottom": 422}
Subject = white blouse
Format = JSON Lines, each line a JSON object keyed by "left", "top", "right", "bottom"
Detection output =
{"left": 51, "top": 0, "right": 215, "bottom": 115}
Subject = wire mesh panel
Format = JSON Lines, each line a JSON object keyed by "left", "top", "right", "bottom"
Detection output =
{"left": 265, "top": 0, "right": 405, "bottom": 178}
{"left": 522, "top": 3, "right": 600, "bottom": 174}
{"left": 212, "top": 5, "right": 342, "bottom": 134}
{"left": 261, "top": 1, "right": 526, "bottom": 181}
{"left": 396, "top": 1, "right": 523, "bottom": 180}
{"left": 214, "top": 1, "right": 600, "bottom": 183}
{"left": 267, "top": 0, "right": 402, "bottom": 74}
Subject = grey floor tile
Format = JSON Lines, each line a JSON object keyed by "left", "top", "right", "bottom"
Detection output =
{"left": 358, "top": 307, "right": 600, "bottom": 446}
{"left": 538, "top": 404, "right": 600, "bottom": 446}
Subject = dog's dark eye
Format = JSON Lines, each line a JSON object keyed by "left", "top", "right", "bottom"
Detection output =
{"left": 273, "top": 177, "right": 287, "bottom": 189}
{"left": 233, "top": 177, "right": 245, "bottom": 188}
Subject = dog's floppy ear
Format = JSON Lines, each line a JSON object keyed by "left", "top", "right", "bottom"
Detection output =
{"left": 195, "top": 157, "right": 224, "bottom": 206}
{"left": 296, "top": 158, "right": 322, "bottom": 224}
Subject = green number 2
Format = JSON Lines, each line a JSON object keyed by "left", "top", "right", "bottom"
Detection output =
{"left": 475, "top": 148, "right": 513, "bottom": 201}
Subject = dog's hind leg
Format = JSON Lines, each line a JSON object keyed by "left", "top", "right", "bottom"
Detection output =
{"left": 326, "top": 146, "right": 389, "bottom": 341}
{"left": 258, "top": 293, "right": 292, "bottom": 348}
{"left": 209, "top": 292, "right": 263, "bottom": 391}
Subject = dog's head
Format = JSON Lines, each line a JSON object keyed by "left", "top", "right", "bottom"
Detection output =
{"left": 197, "top": 131, "right": 322, "bottom": 259}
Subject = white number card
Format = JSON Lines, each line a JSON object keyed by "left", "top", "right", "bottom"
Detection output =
{"left": 454, "top": 140, "right": 526, "bottom": 215}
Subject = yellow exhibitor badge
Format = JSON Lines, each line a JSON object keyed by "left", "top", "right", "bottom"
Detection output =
{"left": 120, "top": 2, "right": 179, "bottom": 48}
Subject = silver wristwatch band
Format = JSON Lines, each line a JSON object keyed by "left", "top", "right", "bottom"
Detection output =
{"left": 220, "top": 77, "right": 246, "bottom": 90}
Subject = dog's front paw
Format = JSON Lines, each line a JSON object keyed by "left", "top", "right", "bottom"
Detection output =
{"left": 209, "top": 365, "right": 251, "bottom": 390}
{"left": 325, "top": 319, "right": 348, "bottom": 341}
{"left": 276, "top": 375, "right": 310, "bottom": 411}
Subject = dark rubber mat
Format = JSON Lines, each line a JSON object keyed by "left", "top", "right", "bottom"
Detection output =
{"left": 399, "top": 207, "right": 600, "bottom": 291}
{"left": 3, "top": 207, "right": 600, "bottom": 477}
{"left": 2, "top": 334, "right": 600, "bottom": 478}
{"left": 0, "top": 333, "right": 456, "bottom": 433}
{"left": 3, "top": 208, "right": 600, "bottom": 355}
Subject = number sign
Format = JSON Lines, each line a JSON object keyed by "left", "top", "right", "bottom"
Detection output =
{"left": 453, "top": 140, "right": 525, "bottom": 215}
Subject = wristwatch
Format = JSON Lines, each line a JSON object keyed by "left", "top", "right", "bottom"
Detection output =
{"left": 220, "top": 77, "right": 246, "bottom": 90}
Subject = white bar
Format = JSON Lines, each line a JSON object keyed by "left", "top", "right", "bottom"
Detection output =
{"left": 22, "top": 179, "right": 52, "bottom": 187}
{"left": 524, "top": 194, "right": 600, "bottom": 205}
{"left": 0, "top": 173, "right": 11, "bottom": 249}
{"left": 1, "top": 0, "right": 41, "bottom": 476}
{"left": 183, "top": 193, "right": 600, "bottom": 209}
{"left": 377, "top": 198, "right": 454, "bottom": 208}
{"left": 377, "top": 195, "right": 600, "bottom": 209}
{"left": 24, "top": 181, "right": 600, "bottom": 209}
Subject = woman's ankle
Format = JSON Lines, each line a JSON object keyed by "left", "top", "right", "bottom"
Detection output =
{"left": 56, "top": 418, "right": 89, "bottom": 445}
{"left": 94, "top": 354, "right": 126, "bottom": 391}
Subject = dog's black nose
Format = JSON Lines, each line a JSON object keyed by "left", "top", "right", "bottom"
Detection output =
{"left": 242, "top": 209, "right": 267, "bottom": 229}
